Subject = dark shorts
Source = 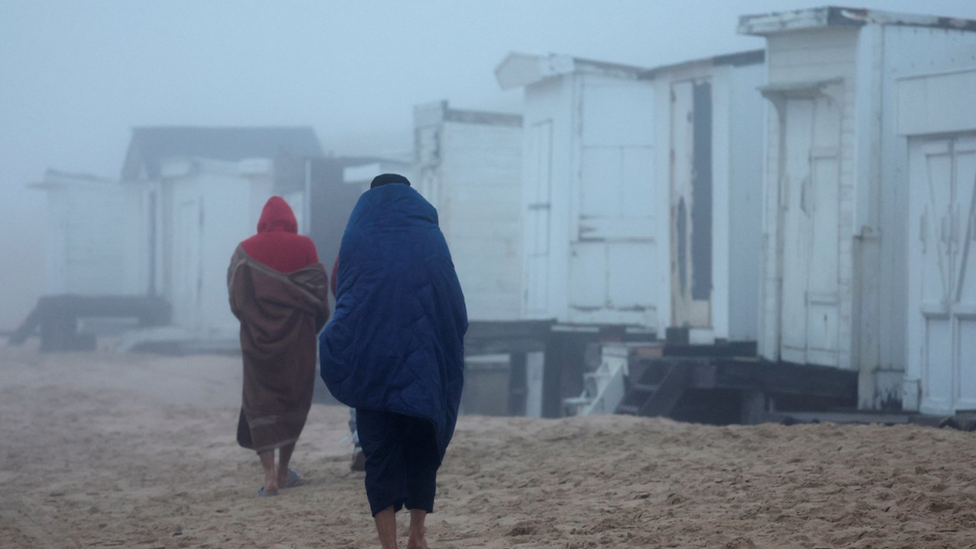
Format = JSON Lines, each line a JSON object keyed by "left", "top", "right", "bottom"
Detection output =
{"left": 355, "top": 409, "right": 440, "bottom": 516}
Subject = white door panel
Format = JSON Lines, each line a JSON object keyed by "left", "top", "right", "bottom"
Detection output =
{"left": 924, "top": 316, "right": 954, "bottom": 413}
{"left": 580, "top": 148, "right": 622, "bottom": 219}
{"left": 524, "top": 121, "right": 553, "bottom": 315}
{"left": 670, "top": 80, "right": 712, "bottom": 329}
{"left": 778, "top": 93, "right": 841, "bottom": 366}
{"left": 957, "top": 317, "right": 976, "bottom": 410}
{"left": 569, "top": 243, "right": 606, "bottom": 309}
{"left": 581, "top": 83, "right": 654, "bottom": 147}
{"left": 955, "top": 137, "right": 976, "bottom": 410}
{"left": 806, "top": 150, "right": 840, "bottom": 365}
{"left": 621, "top": 148, "right": 655, "bottom": 218}
{"left": 921, "top": 143, "right": 953, "bottom": 310}
{"left": 608, "top": 242, "right": 654, "bottom": 309}
{"left": 952, "top": 141, "right": 976, "bottom": 306}
{"left": 910, "top": 133, "right": 976, "bottom": 414}
{"left": 780, "top": 99, "right": 814, "bottom": 357}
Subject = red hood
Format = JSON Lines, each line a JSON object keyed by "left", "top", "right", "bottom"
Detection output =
{"left": 257, "top": 196, "right": 298, "bottom": 233}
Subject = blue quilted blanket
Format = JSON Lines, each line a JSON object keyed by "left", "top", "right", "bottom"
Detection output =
{"left": 319, "top": 184, "right": 468, "bottom": 461}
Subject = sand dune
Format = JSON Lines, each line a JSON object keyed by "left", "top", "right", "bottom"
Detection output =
{"left": 2, "top": 345, "right": 975, "bottom": 549}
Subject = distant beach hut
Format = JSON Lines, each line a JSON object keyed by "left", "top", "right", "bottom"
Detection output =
{"left": 120, "top": 126, "right": 324, "bottom": 339}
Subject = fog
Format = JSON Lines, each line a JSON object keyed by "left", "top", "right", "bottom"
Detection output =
{"left": 7, "top": 4, "right": 976, "bottom": 545}
{"left": 2, "top": 0, "right": 975, "bottom": 330}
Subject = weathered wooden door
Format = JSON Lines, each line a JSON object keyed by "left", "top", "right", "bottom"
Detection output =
{"left": 569, "top": 78, "right": 655, "bottom": 325}
{"left": 173, "top": 198, "right": 202, "bottom": 329}
{"left": 670, "top": 80, "right": 713, "bottom": 329}
{"left": 779, "top": 93, "right": 841, "bottom": 366}
{"left": 910, "top": 134, "right": 976, "bottom": 414}
{"left": 524, "top": 121, "right": 553, "bottom": 316}
{"left": 955, "top": 137, "right": 976, "bottom": 411}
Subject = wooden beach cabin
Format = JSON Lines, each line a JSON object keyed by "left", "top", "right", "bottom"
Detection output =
{"left": 413, "top": 100, "right": 555, "bottom": 417}
{"left": 739, "top": 6, "right": 976, "bottom": 411}
{"left": 897, "top": 66, "right": 976, "bottom": 415}
{"left": 646, "top": 50, "right": 767, "bottom": 347}
{"left": 496, "top": 53, "right": 657, "bottom": 330}
{"left": 29, "top": 170, "right": 146, "bottom": 298}
{"left": 495, "top": 53, "right": 658, "bottom": 416}
{"left": 14, "top": 170, "right": 169, "bottom": 351}
{"left": 414, "top": 100, "right": 524, "bottom": 324}
{"left": 120, "top": 126, "right": 324, "bottom": 340}
{"left": 495, "top": 49, "right": 774, "bottom": 417}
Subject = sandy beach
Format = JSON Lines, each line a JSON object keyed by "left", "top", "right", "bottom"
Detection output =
{"left": 2, "top": 344, "right": 976, "bottom": 549}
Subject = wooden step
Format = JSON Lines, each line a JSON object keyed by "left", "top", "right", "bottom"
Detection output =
{"left": 641, "top": 364, "right": 691, "bottom": 417}
{"left": 616, "top": 361, "right": 692, "bottom": 417}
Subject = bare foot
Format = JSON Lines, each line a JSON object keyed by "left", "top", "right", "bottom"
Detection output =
{"left": 406, "top": 528, "right": 428, "bottom": 549}
{"left": 258, "top": 449, "right": 279, "bottom": 495}
{"left": 263, "top": 471, "right": 279, "bottom": 494}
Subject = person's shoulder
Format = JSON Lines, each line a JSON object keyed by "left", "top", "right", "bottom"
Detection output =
{"left": 297, "top": 235, "right": 319, "bottom": 263}
{"left": 273, "top": 232, "right": 314, "bottom": 249}
{"left": 240, "top": 233, "right": 260, "bottom": 246}
{"left": 298, "top": 235, "right": 317, "bottom": 250}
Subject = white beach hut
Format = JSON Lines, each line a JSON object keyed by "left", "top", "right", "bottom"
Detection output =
{"left": 121, "top": 127, "right": 324, "bottom": 339}
{"left": 646, "top": 50, "right": 766, "bottom": 345}
{"left": 413, "top": 101, "right": 550, "bottom": 417}
{"left": 496, "top": 51, "right": 771, "bottom": 417}
{"left": 495, "top": 53, "right": 657, "bottom": 330}
{"left": 738, "top": 6, "right": 976, "bottom": 410}
{"left": 898, "top": 67, "right": 976, "bottom": 415}
{"left": 413, "top": 100, "right": 524, "bottom": 323}
{"left": 29, "top": 170, "right": 146, "bottom": 297}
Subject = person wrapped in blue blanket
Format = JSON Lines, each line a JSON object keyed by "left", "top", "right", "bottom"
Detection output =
{"left": 319, "top": 173, "right": 467, "bottom": 549}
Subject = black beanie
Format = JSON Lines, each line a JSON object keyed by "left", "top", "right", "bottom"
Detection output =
{"left": 370, "top": 173, "right": 411, "bottom": 189}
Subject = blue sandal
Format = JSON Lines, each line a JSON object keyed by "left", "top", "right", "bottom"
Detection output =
{"left": 282, "top": 469, "right": 302, "bottom": 488}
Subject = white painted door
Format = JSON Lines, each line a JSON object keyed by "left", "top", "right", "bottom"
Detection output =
{"left": 570, "top": 78, "right": 655, "bottom": 325}
{"left": 910, "top": 134, "right": 976, "bottom": 414}
{"left": 779, "top": 94, "right": 842, "bottom": 366}
{"left": 524, "top": 121, "right": 553, "bottom": 316}
{"left": 173, "top": 199, "right": 202, "bottom": 329}
{"left": 670, "top": 80, "right": 712, "bottom": 329}
{"left": 955, "top": 137, "right": 976, "bottom": 412}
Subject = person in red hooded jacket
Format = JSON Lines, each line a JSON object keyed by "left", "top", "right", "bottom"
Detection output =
{"left": 242, "top": 197, "right": 319, "bottom": 273}
{"left": 228, "top": 196, "right": 330, "bottom": 496}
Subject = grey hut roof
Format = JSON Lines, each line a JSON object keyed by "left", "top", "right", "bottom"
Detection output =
{"left": 28, "top": 169, "right": 116, "bottom": 190}
{"left": 639, "top": 49, "right": 765, "bottom": 79}
{"left": 738, "top": 6, "right": 976, "bottom": 36}
{"left": 495, "top": 52, "right": 649, "bottom": 90}
{"left": 414, "top": 100, "right": 523, "bottom": 128}
{"left": 121, "top": 126, "right": 324, "bottom": 180}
